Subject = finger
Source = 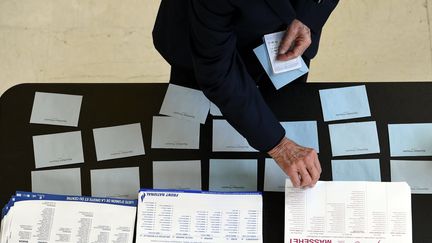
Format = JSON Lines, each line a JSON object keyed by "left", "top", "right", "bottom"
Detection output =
{"left": 299, "top": 166, "right": 313, "bottom": 188}
{"left": 286, "top": 168, "right": 301, "bottom": 188}
{"left": 315, "top": 156, "right": 322, "bottom": 174}
{"left": 278, "top": 28, "right": 297, "bottom": 56}
{"left": 307, "top": 164, "right": 320, "bottom": 186}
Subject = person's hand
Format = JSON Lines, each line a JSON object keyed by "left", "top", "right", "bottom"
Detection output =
{"left": 277, "top": 19, "right": 311, "bottom": 61}
{"left": 268, "top": 137, "right": 321, "bottom": 188}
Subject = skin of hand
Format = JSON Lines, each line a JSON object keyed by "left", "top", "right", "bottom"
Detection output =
{"left": 277, "top": 19, "right": 312, "bottom": 61}
{"left": 268, "top": 137, "right": 321, "bottom": 188}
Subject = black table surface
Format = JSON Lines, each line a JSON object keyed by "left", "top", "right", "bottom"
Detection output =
{"left": 1, "top": 82, "right": 431, "bottom": 242}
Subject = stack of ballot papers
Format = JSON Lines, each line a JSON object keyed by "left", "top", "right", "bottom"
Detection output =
{"left": 285, "top": 180, "right": 412, "bottom": 243}
{"left": 254, "top": 31, "right": 309, "bottom": 90}
{"left": 0, "top": 192, "right": 137, "bottom": 243}
{"left": 136, "top": 189, "right": 263, "bottom": 243}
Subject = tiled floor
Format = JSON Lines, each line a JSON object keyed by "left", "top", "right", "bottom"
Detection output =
{"left": 1, "top": 0, "right": 431, "bottom": 95}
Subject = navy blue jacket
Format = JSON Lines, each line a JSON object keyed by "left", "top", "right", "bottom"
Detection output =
{"left": 153, "top": 0, "right": 339, "bottom": 152}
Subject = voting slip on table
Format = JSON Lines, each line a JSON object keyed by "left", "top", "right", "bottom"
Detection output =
{"left": 0, "top": 82, "right": 432, "bottom": 242}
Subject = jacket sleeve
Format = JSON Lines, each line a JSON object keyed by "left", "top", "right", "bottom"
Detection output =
{"left": 294, "top": 0, "right": 339, "bottom": 33}
{"left": 189, "top": 0, "right": 286, "bottom": 152}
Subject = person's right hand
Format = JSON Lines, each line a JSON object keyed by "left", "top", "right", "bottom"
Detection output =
{"left": 268, "top": 137, "right": 321, "bottom": 188}
{"left": 277, "top": 19, "right": 312, "bottom": 61}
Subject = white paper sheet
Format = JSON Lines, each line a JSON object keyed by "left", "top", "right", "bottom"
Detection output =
{"left": 30, "top": 92, "right": 83, "bottom": 127}
{"left": 285, "top": 181, "right": 412, "bottom": 243}
{"left": 264, "top": 158, "right": 289, "bottom": 192}
{"left": 32, "top": 131, "right": 84, "bottom": 168}
{"left": 212, "top": 120, "right": 257, "bottom": 152}
{"left": 90, "top": 167, "right": 140, "bottom": 199}
{"left": 210, "top": 102, "right": 223, "bottom": 116}
{"left": 159, "top": 84, "right": 210, "bottom": 124}
{"left": 31, "top": 168, "right": 82, "bottom": 195}
{"left": 263, "top": 31, "right": 302, "bottom": 74}
{"left": 319, "top": 85, "right": 371, "bottom": 122}
{"left": 136, "top": 189, "right": 262, "bottom": 243}
{"left": 151, "top": 116, "right": 200, "bottom": 149}
{"left": 93, "top": 123, "right": 145, "bottom": 161}
{"left": 391, "top": 160, "right": 432, "bottom": 194}
{"left": 281, "top": 121, "right": 319, "bottom": 152}
{"left": 209, "top": 159, "right": 257, "bottom": 192}
{"left": 153, "top": 160, "right": 202, "bottom": 190}
{"left": 329, "top": 121, "right": 380, "bottom": 156}
{"left": 388, "top": 123, "right": 432, "bottom": 156}
{"left": 331, "top": 159, "right": 381, "bottom": 182}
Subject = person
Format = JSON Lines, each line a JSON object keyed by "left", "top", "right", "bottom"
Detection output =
{"left": 153, "top": 0, "right": 339, "bottom": 188}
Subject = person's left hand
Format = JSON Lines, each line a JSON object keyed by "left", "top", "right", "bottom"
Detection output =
{"left": 277, "top": 19, "right": 311, "bottom": 61}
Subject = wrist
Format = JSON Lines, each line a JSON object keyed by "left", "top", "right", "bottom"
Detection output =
{"left": 268, "top": 137, "right": 296, "bottom": 158}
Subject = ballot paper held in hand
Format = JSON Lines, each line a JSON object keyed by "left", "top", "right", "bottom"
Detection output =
{"left": 30, "top": 92, "right": 83, "bottom": 127}
{"left": 254, "top": 43, "right": 308, "bottom": 90}
{"left": 263, "top": 31, "right": 302, "bottom": 74}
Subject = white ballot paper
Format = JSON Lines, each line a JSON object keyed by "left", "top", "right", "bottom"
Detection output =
{"left": 151, "top": 116, "right": 200, "bottom": 149}
{"left": 329, "top": 121, "right": 380, "bottom": 156}
{"left": 391, "top": 160, "right": 432, "bottom": 194}
{"left": 31, "top": 168, "right": 82, "bottom": 196}
{"left": 33, "top": 131, "right": 84, "bottom": 168}
{"left": 264, "top": 158, "right": 289, "bottom": 192}
{"left": 93, "top": 123, "right": 145, "bottom": 161}
{"left": 388, "top": 123, "right": 432, "bottom": 156}
{"left": 332, "top": 159, "right": 381, "bottom": 182}
{"left": 209, "top": 159, "right": 258, "bottom": 192}
{"left": 213, "top": 120, "right": 257, "bottom": 152}
{"left": 319, "top": 85, "right": 371, "bottom": 122}
{"left": 30, "top": 92, "right": 83, "bottom": 127}
{"left": 153, "top": 160, "right": 202, "bottom": 190}
{"left": 91, "top": 167, "right": 140, "bottom": 199}
{"left": 1, "top": 191, "right": 137, "bottom": 243}
{"left": 160, "top": 84, "right": 210, "bottom": 124}
{"left": 281, "top": 121, "right": 319, "bottom": 152}
{"left": 263, "top": 31, "right": 302, "bottom": 74}
{"left": 136, "top": 189, "right": 263, "bottom": 243}
{"left": 285, "top": 181, "right": 412, "bottom": 243}
{"left": 210, "top": 102, "right": 223, "bottom": 116}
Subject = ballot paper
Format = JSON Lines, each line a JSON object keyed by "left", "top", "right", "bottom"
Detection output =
{"left": 332, "top": 159, "right": 381, "bottom": 182}
{"left": 151, "top": 116, "right": 200, "bottom": 149}
{"left": 212, "top": 120, "right": 257, "bottom": 152}
{"left": 209, "top": 159, "right": 258, "bottom": 192}
{"left": 93, "top": 123, "right": 145, "bottom": 161}
{"left": 329, "top": 121, "right": 380, "bottom": 156}
{"left": 91, "top": 167, "right": 140, "bottom": 199}
{"left": 319, "top": 85, "right": 371, "bottom": 122}
{"left": 264, "top": 158, "right": 289, "bottom": 192}
{"left": 281, "top": 121, "right": 319, "bottom": 152}
{"left": 254, "top": 43, "right": 309, "bottom": 90}
{"left": 263, "top": 31, "right": 302, "bottom": 74}
{"left": 153, "top": 160, "right": 202, "bottom": 190}
{"left": 160, "top": 84, "right": 210, "bottom": 124}
{"left": 391, "top": 160, "right": 432, "bottom": 194}
{"left": 136, "top": 189, "right": 262, "bottom": 243}
{"left": 285, "top": 181, "right": 412, "bottom": 243}
{"left": 210, "top": 102, "right": 223, "bottom": 116}
{"left": 32, "top": 131, "right": 84, "bottom": 168}
{"left": 1, "top": 191, "right": 137, "bottom": 243}
{"left": 31, "top": 168, "right": 82, "bottom": 196}
{"left": 30, "top": 92, "right": 83, "bottom": 127}
{"left": 388, "top": 123, "right": 432, "bottom": 156}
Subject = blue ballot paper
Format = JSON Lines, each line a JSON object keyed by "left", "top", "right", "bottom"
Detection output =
{"left": 332, "top": 159, "right": 381, "bottom": 182}
{"left": 253, "top": 43, "right": 309, "bottom": 90}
